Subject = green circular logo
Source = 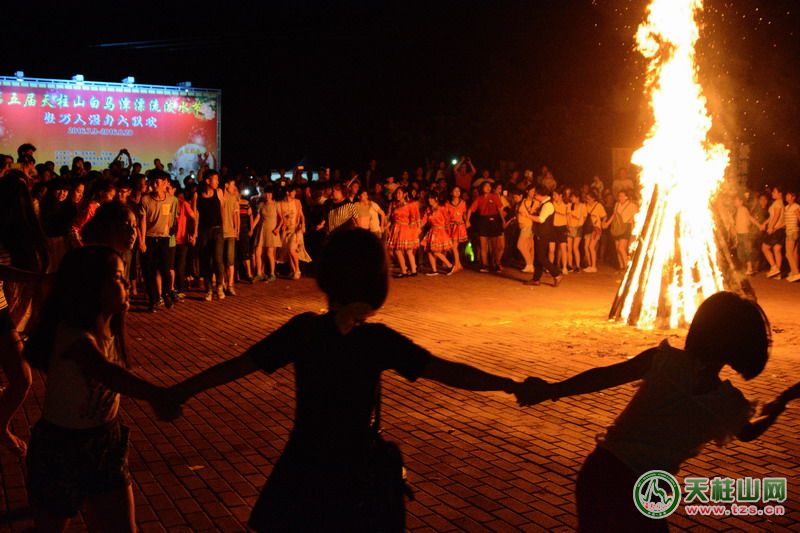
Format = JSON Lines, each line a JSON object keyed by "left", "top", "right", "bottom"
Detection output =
{"left": 633, "top": 470, "right": 681, "bottom": 519}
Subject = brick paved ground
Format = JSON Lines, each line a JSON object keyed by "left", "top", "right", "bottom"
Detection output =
{"left": 1, "top": 266, "right": 799, "bottom": 532}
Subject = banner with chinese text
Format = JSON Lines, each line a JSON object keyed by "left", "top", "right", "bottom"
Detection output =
{"left": 0, "top": 78, "right": 220, "bottom": 173}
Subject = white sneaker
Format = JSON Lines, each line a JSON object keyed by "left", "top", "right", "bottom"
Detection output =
{"left": 767, "top": 268, "right": 781, "bottom": 278}
{"left": 787, "top": 273, "right": 800, "bottom": 283}
{"left": 521, "top": 265, "right": 534, "bottom": 273}
{"left": 216, "top": 287, "right": 226, "bottom": 300}
{"left": 584, "top": 266, "right": 597, "bottom": 273}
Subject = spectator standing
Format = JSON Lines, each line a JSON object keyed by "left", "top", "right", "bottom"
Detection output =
{"left": 583, "top": 191, "right": 606, "bottom": 273}
{"left": 251, "top": 186, "right": 282, "bottom": 282}
{"left": 238, "top": 190, "right": 254, "bottom": 283}
{"left": 762, "top": 186, "right": 785, "bottom": 279}
{"left": 139, "top": 171, "right": 175, "bottom": 312}
{"left": 222, "top": 177, "right": 241, "bottom": 295}
{"left": 784, "top": 191, "right": 800, "bottom": 282}
{"left": 195, "top": 171, "right": 227, "bottom": 300}
{"left": 567, "top": 190, "right": 587, "bottom": 272}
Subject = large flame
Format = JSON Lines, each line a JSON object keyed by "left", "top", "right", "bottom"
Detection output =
{"left": 610, "top": 0, "right": 729, "bottom": 329}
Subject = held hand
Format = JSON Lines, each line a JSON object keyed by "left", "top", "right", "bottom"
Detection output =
{"left": 759, "top": 399, "right": 786, "bottom": 418}
{"left": 515, "top": 377, "right": 552, "bottom": 406}
{"left": 150, "top": 387, "right": 184, "bottom": 422}
{"left": 0, "top": 427, "right": 27, "bottom": 457}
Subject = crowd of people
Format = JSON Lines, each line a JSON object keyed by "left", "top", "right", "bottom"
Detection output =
{"left": 1, "top": 142, "right": 800, "bottom": 530}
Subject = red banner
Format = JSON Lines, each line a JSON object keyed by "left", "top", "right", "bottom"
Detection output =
{"left": 0, "top": 78, "right": 220, "bottom": 173}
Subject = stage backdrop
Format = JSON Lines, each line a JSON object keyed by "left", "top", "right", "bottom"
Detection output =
{"left": 0, "top": 77, "right": 220, "bottom": 173}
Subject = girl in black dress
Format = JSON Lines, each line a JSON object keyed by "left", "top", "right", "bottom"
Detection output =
{"left": 172, "top": 229, "right": 523, "bottom": 531}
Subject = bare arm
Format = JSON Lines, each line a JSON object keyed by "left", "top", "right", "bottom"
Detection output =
{"left": 295, "top": 199, "right": 305, "bottom": 230}
{"left": 174, "top": 353, "right": 261, "bottom": 401}
{"left": 738, "top": 411, "right": 782, "bottom": 442}
{"left": 65, "top": 338, "right": 163, "bottom": 402}
{"left": 420, "top": 356, "right": 519, "bottom": 393}
{"left": 548, "top": 348, "right": 656, "bottom": 400}
{"left": 138, "top": 210, "right": 147, "bottom": 252}
{"left": 0, "top": 265, "right": 46, "bottom": 283}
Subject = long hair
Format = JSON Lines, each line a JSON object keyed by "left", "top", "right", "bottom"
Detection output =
{"left": 0, "top": 170, "right": 48, "bottom": 272}
{"left": 25, "top": 246, "right": 129, "bottom": 372}
{"left": 81, "top": 201, "right": 135, "bottom": 247}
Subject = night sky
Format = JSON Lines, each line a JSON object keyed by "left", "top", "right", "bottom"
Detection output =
{"left": 4, "top": 0, "right": 799, "bottom": 187}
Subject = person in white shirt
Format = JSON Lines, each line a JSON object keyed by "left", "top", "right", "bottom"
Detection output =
{"left": 523, "top": 185, "right": 563, "bottom": 286}
{"left": 603, "top": 190, "right": 638, "bottom": 271}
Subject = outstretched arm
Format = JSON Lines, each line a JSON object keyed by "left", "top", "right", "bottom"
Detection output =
{"left": 420, "top": 356, "right": 519, "bottom": 393}
{"left": 550, "top": 348, "right": 655, "bottom": 399}
{"left": 174, "top": 352, "right": 261, "bottom": 402}
{"left": 745, "top": 380, "right": 800, "bottom": 441}
{"left": 518, "top": 348, "right": 656, "bottom": 406}
{"left": 738, "top": 411, "right": 782, "bottom": 442}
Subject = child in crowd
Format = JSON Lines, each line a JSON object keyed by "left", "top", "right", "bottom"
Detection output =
{"left": 517, "top": 292, "right": 784, "bottom": 532}
{"left": 169, "top": 229, "right": 522, "bottom": 531}
{"left": 24, "top": 246, "right": 180, "bottom": 532}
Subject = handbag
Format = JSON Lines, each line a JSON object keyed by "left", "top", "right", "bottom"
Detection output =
{"left": 359, "top": 378, "right": 413, "bottom": 532}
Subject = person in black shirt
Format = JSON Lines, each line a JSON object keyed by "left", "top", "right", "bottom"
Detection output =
{"left": 171, "top": 229, "right": 527, "bottom": 532}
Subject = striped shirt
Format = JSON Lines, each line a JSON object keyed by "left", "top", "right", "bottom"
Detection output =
{"left": 325, "top": 200, "right": 359, "bottom": 234}
{"left": 785, "top": 202, "right": 800, "bottom": 232}
{"left": 0, "top": 241, "right": 10, "bottom": 311}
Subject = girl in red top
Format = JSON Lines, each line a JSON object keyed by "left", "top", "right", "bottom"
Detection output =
{"left": 468, "top": 182, "right": 505, "bottom": 272}
{"left": 386, "top": 188, "right": 421, "bottom": 277}
{"left": 444, "top": 186, "right": 468, "bottom": 273}
{"left": 421, "top": 195, "right": 456, "bottom": 275}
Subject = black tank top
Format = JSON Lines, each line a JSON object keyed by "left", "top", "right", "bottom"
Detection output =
{"left": 197, "top": 192, "right": 222, "bottom": 231}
